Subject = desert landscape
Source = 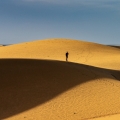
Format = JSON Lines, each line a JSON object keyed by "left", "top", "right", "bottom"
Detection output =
{"left": 0, "top": 38, "right": 120, "bottom": 120}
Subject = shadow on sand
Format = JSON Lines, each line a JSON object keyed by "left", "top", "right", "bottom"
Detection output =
{"left": 0, "top": 59, "right": 119, "bottom": 119}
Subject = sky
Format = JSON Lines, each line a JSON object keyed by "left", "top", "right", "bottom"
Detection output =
{"left": 0, "top": 0, "right": 120, "bottom": 45}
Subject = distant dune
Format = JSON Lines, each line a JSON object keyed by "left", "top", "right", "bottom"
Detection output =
{"left": 0, "top": 38, "right": 120, "bottom": 120}
{"left": 0, "top": 45, "right": 4, "bottom": 47}
{"left": 109, "top": 45, "right": 120, "bottom": 49}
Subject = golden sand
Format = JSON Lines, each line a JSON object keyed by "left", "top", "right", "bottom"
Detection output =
{"left": 0, "top": 38, "right": 120, "bottom": 70}
{"left": 0, "top": 38, "right": 120, "bottom": 120}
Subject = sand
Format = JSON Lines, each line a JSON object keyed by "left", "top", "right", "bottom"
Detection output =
{"left": 0, "top": 38, "right": 120, "bottom": 120}
{"left": 0, "top": 38, "right": 120, "bottom": 70}
{"left": 89, "top": 114, "right": 120, "bottom": 120}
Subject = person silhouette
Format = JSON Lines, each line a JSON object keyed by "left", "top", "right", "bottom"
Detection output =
{"left": 65, "top": 52, "right": 69, "bottom": 61}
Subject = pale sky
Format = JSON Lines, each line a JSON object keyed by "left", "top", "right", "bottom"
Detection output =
{"left": 0, "top": 0, "right": 120, "bottom": 45}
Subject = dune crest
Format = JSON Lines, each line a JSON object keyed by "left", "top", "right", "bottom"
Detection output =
{"left": 0, "top": 38, "right": 120, "bottom": 70}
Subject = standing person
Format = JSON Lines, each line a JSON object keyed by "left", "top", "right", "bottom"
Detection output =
{"left": 66, "top": 52, "right": 69, "bottom": 61}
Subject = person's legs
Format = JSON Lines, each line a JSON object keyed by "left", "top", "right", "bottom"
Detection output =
{"left": 66, "top": 56, "right": 68, "bottom": 61}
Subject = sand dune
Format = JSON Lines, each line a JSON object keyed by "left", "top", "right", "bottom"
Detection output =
{"left": 0, "top": 38, "right": 120, "bottom": 70}
{"left": 0, "top": 45, "right": 4, "bottom": 47}
{"left": 0, "top": 38, "right": 120, "bottom": 120}
{"left": 109, "top": 45, "right": 120, "bottom": 49}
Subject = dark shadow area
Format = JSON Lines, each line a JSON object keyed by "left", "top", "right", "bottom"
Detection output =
{"left": 0, "top": 59, "right": 119, "bottom": 119}
{"left": 108, "top": 45, "right": 120, "bottom": 49}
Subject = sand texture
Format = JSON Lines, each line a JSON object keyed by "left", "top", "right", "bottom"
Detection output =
{"left": 0, "top": 38, "right": 120, "bottom": 120}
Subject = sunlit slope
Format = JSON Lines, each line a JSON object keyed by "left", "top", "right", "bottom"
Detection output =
{"left": 0, "top": 59, "right": 120, "bottom": 120}
{"left": 0, "top": 38, "right": 120, "bottom": 69}
{"left": 89, "top": 114, "right": 120, "bottom": 120}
